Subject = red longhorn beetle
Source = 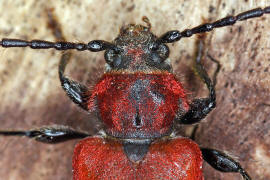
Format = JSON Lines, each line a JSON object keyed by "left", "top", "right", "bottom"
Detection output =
{"left": 0, "top": 6, "right": 270, "bottom": 180}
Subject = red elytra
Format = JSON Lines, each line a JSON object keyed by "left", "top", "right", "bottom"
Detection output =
{"left": 73, "top": 137, "right": 203, "bottom": 180}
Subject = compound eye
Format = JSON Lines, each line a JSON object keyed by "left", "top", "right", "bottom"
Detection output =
{"left": 149, "top": 43, "right": 169, "bottom": 64}
{"left": 104, "top": 48, "right": 122, "bottom": 68}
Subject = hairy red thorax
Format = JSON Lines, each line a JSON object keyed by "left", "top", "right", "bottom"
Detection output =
{"left": 88, "top": 71, "right": 189, "bottom": 139}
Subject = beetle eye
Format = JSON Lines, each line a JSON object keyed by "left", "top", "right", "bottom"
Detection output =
{"left": 149, "top": 43, "right": 169, "bottom": 63}
{"left": 104, "top": 48, "right": 122, "bottom": 67}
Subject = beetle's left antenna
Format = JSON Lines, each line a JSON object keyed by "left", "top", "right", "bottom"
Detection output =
{"left": 0, "top": 38, "right": 115, "bottom": 52}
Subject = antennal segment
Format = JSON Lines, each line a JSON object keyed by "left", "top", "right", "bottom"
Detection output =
{"left": 158, "top": 6, "right": 270, "bottom": 43}
{"left": 0, "top": 38, "right": 116, "bottom": 52}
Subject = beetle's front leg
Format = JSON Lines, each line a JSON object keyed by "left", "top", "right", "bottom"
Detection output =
{"left": 178, "top": 40, "right": 220, "bottom": 124}
{"left": 58, "top": 52, "right": 92, "bottom": 111}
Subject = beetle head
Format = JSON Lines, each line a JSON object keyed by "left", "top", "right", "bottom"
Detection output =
{"left": 104, "top": 17, "right": 172, "bottom": 73}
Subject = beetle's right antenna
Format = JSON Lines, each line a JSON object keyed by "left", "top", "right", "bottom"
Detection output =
{"left": 158, "top": 6, "right": 270, "bottom": 43}
{"left": 0, "top": 38, "right": 116, "bottom": 52}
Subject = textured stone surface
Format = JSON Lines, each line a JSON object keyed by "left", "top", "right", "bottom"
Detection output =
{"left": 0, "top": 0, "right": 269, "bottom": 180}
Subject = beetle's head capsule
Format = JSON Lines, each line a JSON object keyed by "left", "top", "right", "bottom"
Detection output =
{"left": 104, "top": 17, "right": 172, "bottom": 73}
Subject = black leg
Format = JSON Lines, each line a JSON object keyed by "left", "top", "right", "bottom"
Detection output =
{"left": 201, "top": 148, "right": 251, "bottom": 180}
{"left": 58, "top": 52, "right": 94, "bottom": 111}
{"left": 0, "top": 125, "right": 90, "bottom": 144}
{"left": 179, "top": 40, "right": 220, "bottom": 124}
{"left": 159, "top": 6, "right": 270, "bottom": 43}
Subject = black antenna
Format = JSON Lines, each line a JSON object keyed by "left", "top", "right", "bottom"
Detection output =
{"left": 158, "top": 7, "right": 270, "bottom": 43}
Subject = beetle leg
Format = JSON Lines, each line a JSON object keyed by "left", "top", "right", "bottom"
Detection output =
{"left": 59, "top": 52, "right": 92, "bottom": 111}
{"left": 0, "top": 125, "right": 90, "bottom": 144}
{"left": 179, "top": 40, "right": 220, "bottom": 124}
{"left": 201, "top": 148, "right": 251, "bottom": 180}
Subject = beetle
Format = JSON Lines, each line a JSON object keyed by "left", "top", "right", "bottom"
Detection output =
{"left": 0, "top": 1, "right": 270, "bottom": 179}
